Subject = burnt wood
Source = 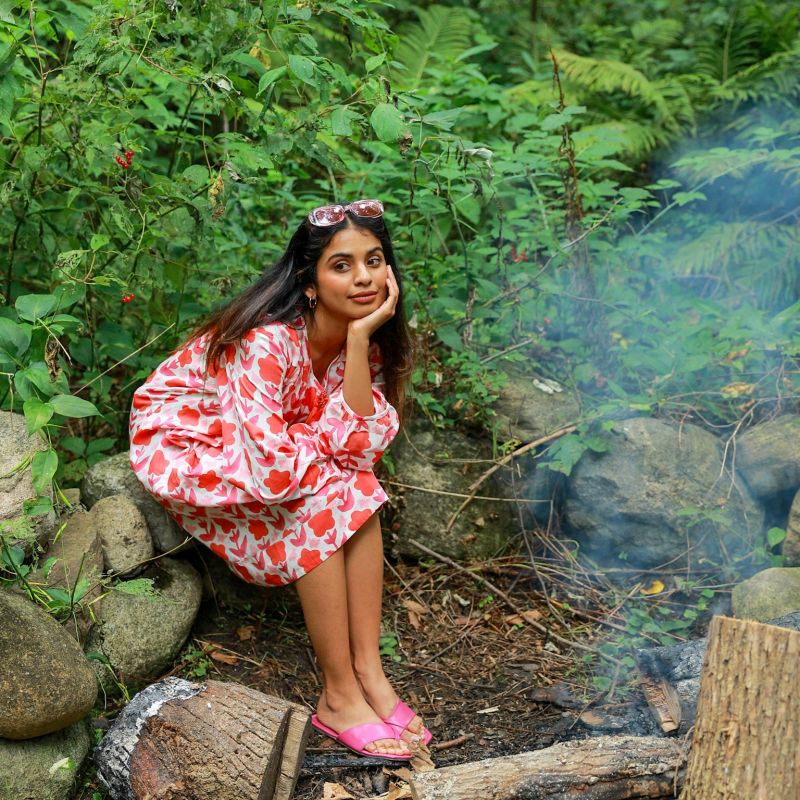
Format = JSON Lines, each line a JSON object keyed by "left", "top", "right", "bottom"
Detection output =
{"left": 635, "top": 610, "right": 800, "bottom": 736}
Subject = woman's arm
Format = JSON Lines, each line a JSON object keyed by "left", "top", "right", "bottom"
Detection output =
{"left": 342, "top": 264, "right": 398, "bottom": 416}
{"left": 342, "top": 333, "right": 375, "bottom": 416}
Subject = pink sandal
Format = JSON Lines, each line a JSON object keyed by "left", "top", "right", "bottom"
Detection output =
{"left": 311, "top": 714, "right": 412, "bottom": 760}
{"left": 381, "top": 700, "right": 433, "bottom": 746}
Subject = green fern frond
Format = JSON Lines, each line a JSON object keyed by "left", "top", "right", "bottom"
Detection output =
{"left": 573, "top": 120, "right": 663, "bottom": 159}
{"left": 392, "top": 5, "right": 473, "bottom": 90}
{"left": 695, "top": 10, "right": 763, "bottom": 83}
{"left": 553, "top": 49, "right": 675, "bottom": 123}
{"left": 630, "top": 19, "right": 683, "bottom": 48}
{"left": 672, "top": 146, "right": 786, "bottom": 184}
{"left": 674, "top": 220, "right": 799, "bottom": 277}
{"left": 710, "top": 45, "right": 800, "bottom": 104}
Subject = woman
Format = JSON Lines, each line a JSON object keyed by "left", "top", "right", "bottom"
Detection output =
{"left": 129, "top": 199, "right": 430, "bottom": 760}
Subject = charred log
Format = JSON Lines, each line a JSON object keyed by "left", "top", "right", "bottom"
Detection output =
{"left": 635, "top": 610, "right": 800, "bottom": 736}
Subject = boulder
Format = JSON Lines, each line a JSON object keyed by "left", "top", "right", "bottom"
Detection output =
{"left": 564, "top": 417, "right": 764, "bottom": 569}
{"left": 87, "top": 557, "right": 202, "bottom": 694}
{"left": 0, "top": 410, "right": 54, "bottom": 552}
{"left": 493, "top": 368, "right": 580, "bottom": 443}
{"left": 732, "top": 567, "right": 800, "bottom": 621}
{"left": 736, "top": 414, "right": 800, "bottom": 500}
{"left": 81, "top": 452, "right": 188, "bottom": 553}
{"left": 784, "top": 489, "right": 800, "bottom": 567}
{"left": 388, "top": 418, "right": 519, "bottom": 561}
{"left": 90, "top": 493, "right": 154, "bottom": 575}
{"left": 27, "top": 510, "right": 104, "bottom": 644}
{"left": 0, "top": 590, "right": 97, "bottom": 740}
{"left": 0, "top": 718, "right": 92, "bottom": 800}
{"left": 525, "top": 461, "right": 566, "bottom": 526}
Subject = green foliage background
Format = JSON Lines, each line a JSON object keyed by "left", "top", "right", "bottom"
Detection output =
{"left": 1, "top": 0, "right": 798, "bottom": 509}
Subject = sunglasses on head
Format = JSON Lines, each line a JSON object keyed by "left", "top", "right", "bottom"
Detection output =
{"left": 307, "top": 199, "right": 384, "bottom": 227}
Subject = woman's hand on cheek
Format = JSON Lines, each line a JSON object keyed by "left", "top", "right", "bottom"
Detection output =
{"left": 347, "top": 265, "right": 398, "bottom": 342}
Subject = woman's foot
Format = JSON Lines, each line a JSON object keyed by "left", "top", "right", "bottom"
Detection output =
{"left": 355, "top": 667, "right": 427, "bottom": 746}
{"left": 316, "top": 689, "right": 411, "bottom": 758}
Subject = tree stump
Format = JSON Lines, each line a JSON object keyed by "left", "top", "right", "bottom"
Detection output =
{"left": 680, "top": 615, "right": 800, "bottom": 800}
{"left": 409, "top": 735, "right": 685, "bottom": 800}
{"left": 95, "top": 677, "right": 310, "bottom": 800}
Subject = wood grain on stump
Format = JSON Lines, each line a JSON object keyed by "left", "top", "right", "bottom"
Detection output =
{"left": 95, "top": 677, "right": 310, "bottom": 800}
{"left": 680, "top": 615, "right": 800, "bottom": 800}
{"left": 129, "top": 681, "right": 290, "bottom": 800}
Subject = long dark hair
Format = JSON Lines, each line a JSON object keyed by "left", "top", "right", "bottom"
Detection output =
{"left": 186, "top": 212, "right": 414, "bottom": 420}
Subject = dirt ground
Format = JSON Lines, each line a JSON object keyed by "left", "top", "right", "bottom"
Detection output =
{"left": 79, "top": 536, "right": 713, "bottom": 800}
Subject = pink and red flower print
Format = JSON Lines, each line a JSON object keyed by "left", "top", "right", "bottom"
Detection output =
{"left": 129, "top": 318, "right": 398, "bottom": 587}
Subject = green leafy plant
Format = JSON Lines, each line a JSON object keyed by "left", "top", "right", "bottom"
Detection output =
{"left": 379, "top": 630, "right": 402, "bottom": 662}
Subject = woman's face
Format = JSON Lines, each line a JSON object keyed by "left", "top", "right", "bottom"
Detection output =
{"left": 307, "top": 223, "right": 389, "bottom": 324}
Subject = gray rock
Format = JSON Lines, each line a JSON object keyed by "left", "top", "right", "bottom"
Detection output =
{"left": 0, "top": 410, "right": 55, "bottom": 552}
{"left": 732, "top": 567, "right": 800, "bottom": 621}
{"left": 0, "top": 591, "right": 97, "bottom": 739}
{"left": 81, "top": 452, "right": 188, "bottom": 553}
{"left": 525, "top": 462, "right": 566, "bottom": 526}
{"left": 90, "top": 494, "right": 154, "bottom": 576}
{"left": 564, "top": 417, "right": 764, "bottom": 569}
{"left": 784, "top": 489, "right": 800, "bottom": 567}
{"left": 0, "top": 718, "right": 92, "bottom": 800}
{"left": 493, "top": 368, "right": 580, "bottom": 443}
{"left": 87, "top": 558, "right": 202, "bottom": 694}
{"left": 736, "top": 414, "right": 800, "bottom": 500}
{"left": 27, "top": 510, "right": 104, "bottom": 645}
{"left": 389, "top": 418, "right": 519, "bottom": 561}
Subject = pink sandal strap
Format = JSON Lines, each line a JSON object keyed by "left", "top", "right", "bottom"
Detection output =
{"left": 338, "top": 721, "right": 399, "bottom": 752}
{"left": 383, "top": 699, "right": 417, "bottom": 730}
{"left": 382, "top": 700, "right": 433, "bottom": 745}
{"left": 311, "top": 715, "right": 412, "bottom": 760}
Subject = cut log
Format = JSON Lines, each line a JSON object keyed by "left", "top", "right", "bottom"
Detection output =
{"left": 409, "top": 735, "right": 686, "bottom": 800}
{"left": 635, "top": 609, "right": 800, "bottom": 736}
{"left": 95, "top": 677, "right": 310, "bottom": 800}
{"left": 274, "top": 702, "right": 313, "bottom": 800}
{"left": 679, "top": 616, "right": 800, "bottom": 800}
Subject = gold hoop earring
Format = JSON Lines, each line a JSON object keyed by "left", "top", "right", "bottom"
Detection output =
{"left": 308, "top": 295, "right": 317, "bottom": 310}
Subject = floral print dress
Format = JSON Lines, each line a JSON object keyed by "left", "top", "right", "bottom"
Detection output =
{"left": 128, "top": 317, "right": 399, "bottom": 587}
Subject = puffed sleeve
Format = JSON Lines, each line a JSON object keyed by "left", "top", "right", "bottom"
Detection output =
{"left": 218, "top": 328, "right": 344, "bottom": 504}
{"left": 316, "top": 343, "right": 399, "bottom": 472}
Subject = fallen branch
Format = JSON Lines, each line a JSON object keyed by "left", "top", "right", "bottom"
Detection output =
{"left": 445, "top": 426, "right": 576, "bottom": 533}
{"left": 409, "top": 734, "right": 685, "bottom": 800}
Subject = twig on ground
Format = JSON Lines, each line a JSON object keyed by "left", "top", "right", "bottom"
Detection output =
{"left": 407, "top": 538, "right": 625, "bottom": 669}
{"left": 431, "top": 733, "right": 474, "bottom": 752}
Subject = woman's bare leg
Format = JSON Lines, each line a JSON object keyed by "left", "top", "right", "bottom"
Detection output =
{"left": 343, "top": 512, "right": 425, "bottom": 745}
{"left": 293, "top": 544, "right": 410, "bottom": 756}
